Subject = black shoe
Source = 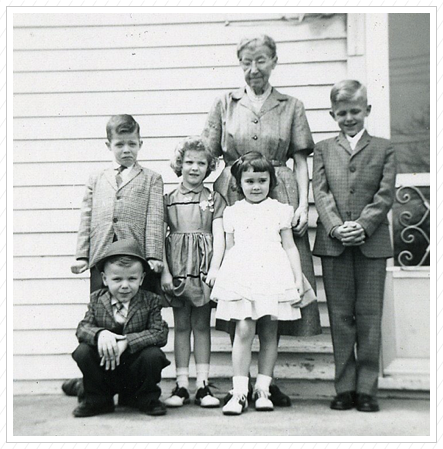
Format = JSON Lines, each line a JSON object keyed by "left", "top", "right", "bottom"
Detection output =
{"left": 356, "top": 393, "right": 380, "bottom": 412}
{"left": 62, "top": 378, "right": 85, "bottom": 402}
{"left": 195, "top": 382, "right": 220, "bottom": 408}
{"left": 269, "top": 384, "right": 292, "bottom": 407}
{"left": 164, "top": 384, "right": 190, "bottom": 407}
{"left": 141, "top": 399, "right": 167, "bottom": 416}
{"left": 73, "top": 401, "right": 114, "bottom": 418}
{"left": 330, "top": 391, "right": 356, "bottom": 410}
{"left": 62, "top": 378, "right": 82, "bottom": 396}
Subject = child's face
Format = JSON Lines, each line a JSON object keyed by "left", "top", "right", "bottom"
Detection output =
{"left": 182, "top": 149, "right": 208, "bottom": 189}
{"left": 330, "top": 97, "right": 371, "bottom": 137}
{"left": 240, "top": 169, "right": 270, "bottom": 204}
{"left": 106, "top": 131, "right": 142, "bottom": 167}
{"left": 102, "top": 261, "right": 145, "bottom": 303}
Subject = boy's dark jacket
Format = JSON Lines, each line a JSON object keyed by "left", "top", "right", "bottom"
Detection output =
{"left": 312, "top": 131, "right": 396, "bottom": 258}
{"left": 76, "top": 288, "right": 168, "bottom": 354}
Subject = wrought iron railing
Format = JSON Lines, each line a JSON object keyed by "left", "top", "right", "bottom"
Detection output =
{"left": 393, "top": 174, "right": 430, "bottom": 267}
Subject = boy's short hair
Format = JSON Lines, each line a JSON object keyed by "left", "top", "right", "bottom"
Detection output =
{"left": 230, "top": 151, "right": 278, "bottom": 194}
{"left": 330, "top": 80, "right": 368, "bottom": 106}
{"left": 103, "top": 255, "right": 145, "bottom": 272}
{"left": 170, "top": 135, "right": 218, "bottom": 178}
{"left": 237, "top": 34, "right": 277, "bottom": 60}
{"left": 106, "top": 115, "right": 140, "bottom": 141}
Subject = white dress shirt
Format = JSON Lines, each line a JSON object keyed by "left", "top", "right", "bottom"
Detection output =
{"left": 346, "top": 128, "right": 366, "bottom": 151}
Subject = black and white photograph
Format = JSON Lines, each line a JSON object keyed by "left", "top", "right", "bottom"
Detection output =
{"left": 9, "top": 4, "right": 435, "bottom": 441}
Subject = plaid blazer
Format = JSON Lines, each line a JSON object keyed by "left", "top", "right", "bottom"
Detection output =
{"left": 76, "top": 288, "right": 169, "bottom": 354}
{"left": 312, "top": 131, "right": 396, "bottom": 258}
{"left": 75, "top": 162, "right": 164, "bottom": 267}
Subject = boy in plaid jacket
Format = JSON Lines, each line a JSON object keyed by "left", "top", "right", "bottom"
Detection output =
{"left": 72, "top": 239, "right": 170, "bottom": 418}
{"left": 71, "top": 114, "right": 164, "bottom": 292}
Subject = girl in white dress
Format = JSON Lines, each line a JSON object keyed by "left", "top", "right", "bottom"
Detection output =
{"left": 211, "top": 151, "right": 315, "bottom": 415}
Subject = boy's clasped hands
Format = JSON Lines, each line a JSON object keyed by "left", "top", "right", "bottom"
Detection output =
{"left": 97, "top": 329, "right": 128, "bottom": 370}
{"left": 332, "top": 221, "right": 366, "bottom": 246}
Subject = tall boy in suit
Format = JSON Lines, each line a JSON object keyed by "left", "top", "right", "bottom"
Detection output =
{"left": 312, "top": 80, "right": 396, "bottom": 412}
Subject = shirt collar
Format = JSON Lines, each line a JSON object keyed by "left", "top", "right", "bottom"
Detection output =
{"left": 179, "top": 182, "right": 204, "bottom": 194}
{"left": 112, "top": 160, "right": 134, "bottom": 171}
{"left": 346, "top": 128, "right": 366, "bottom": 146}
{"left": 111, "top": 295, "right": 130, "bottom": 309}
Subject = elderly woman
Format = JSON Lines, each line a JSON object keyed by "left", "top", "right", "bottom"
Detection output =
{"left": 202, "top": 34, "right": 322, "bottom": 406}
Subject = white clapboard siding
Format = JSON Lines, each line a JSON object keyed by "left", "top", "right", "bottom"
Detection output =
{"left": 14, "top": 86, "right": 334, "bottom": 118}
{"left": 13, "top": 13, "right": 346, "bottom": 50}
{"left": 14, "top": 39, "right": 347, "bottom": 73}
{"left": 13, "top": 13, "right": 348, "bottom": 385}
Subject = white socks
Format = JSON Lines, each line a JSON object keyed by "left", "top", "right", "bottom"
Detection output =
{"left": 176, "top": 367, "right": 189, "bottom": 389}
{"left": 195, "top": 363, "right": 210, "bottom": 389}
{"left": 176, "top": 365, "right": 211, "bottom": 390}
{"left": 255, "top": 374, "right": 272, "bottom": 393}
{"left": 232, "top": 375, "right": 249, "bottom": 395}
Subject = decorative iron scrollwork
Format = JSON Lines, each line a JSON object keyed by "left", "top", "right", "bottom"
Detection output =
{"left": 395, "top": 185, "right": 430, "bottom": 267}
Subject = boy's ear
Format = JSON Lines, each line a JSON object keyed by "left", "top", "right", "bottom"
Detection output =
{"left": 105, "top": 141, "right": 111, "bottom": 150}
{"left": 329, "top": 109, "right": 336, "bottom": 120}
{"left": 101, "top": 271, "right": 108, "bottom": 286}
{"left": 140, "top": 271, "right": 146, "bottom": 286}
{"left": 139, "top": 140, "right": 143, "bottom": 148}
{"left": 366, "top": 104, "right": 372, "bottom": 116}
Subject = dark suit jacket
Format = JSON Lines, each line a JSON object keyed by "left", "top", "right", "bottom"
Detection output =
{"left": 76, "top": 288, "right": 169, "bottom": 354}
{"left": 75, "top": 162, "right": 164, "bottom": 268}
{"left": 312, "top": 131, "right": 396, "bottom": 258}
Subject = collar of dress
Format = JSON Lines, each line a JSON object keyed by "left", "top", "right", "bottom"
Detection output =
{"left": 232, "top": 85, "right": 288, "bottom": 102}
{"left": 179, "top": 183, "right": 204, "bottom": 194}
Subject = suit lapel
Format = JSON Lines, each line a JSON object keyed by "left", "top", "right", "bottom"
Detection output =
{"left": 336, "top": 133, "right": 353, "bottom": 155}
{"left": 119, "top": 163, "right": 142, "bottom": 190}
{"left": 104, "top": 168, "right": 118, "bottom": 190}
{"left": 352, "top": 130, "right": 372, "bottom": 157}
{"left": 125, "top": 290, "right": 143, "bottom": 328}
{"left": 99, "top": 290, "right": 115, "bottom": 321}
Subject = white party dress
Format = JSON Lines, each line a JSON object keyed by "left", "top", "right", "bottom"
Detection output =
{"left": 212, "top": 198, "right": 315, "bottom": 322}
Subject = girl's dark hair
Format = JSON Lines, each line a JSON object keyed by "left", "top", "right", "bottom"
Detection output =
{"left": 230, "top": 151, "right": 278, "bottom": 194}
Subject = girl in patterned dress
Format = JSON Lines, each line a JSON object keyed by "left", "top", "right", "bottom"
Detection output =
{"left": 161, "top": 136, "right": 226, "bottom": 408}
{"left": 211, "top": 152, "right": 315, "bottom": 415}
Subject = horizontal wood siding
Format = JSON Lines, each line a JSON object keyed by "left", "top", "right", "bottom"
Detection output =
{"left": 13, "top": 12, "right": 347, "bottom": 382}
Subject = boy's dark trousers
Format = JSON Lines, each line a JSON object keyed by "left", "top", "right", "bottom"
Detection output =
{"left": 321, "top": 246, "right": 387, "bottom": 396}
{"left": 72, "top": 343, "right": 169, "bottom": 409}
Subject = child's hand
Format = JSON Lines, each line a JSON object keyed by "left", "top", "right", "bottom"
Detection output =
{"left": 204, "top": 268, "right": 219, "bottom": 287}
{"left": 97, "top": 330, "right": 120, "bottom": 371}
{"left": 71, "top": 259, "right": 89, "bottom": 274}
{"left": 161, "top": 271, "right": 174, "bottom": 294}
{"left": 148, "top": 259, "right": 164, "bottom": 273}
{"left": 333, "top": 223, "right": 365, "bottom": 246}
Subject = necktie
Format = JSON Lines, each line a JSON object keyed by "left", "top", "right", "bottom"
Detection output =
{"left": 113, "top": 300, "right": 127, "bottom": 324}
{"left": 116, "top": 165, "right": 127, "bottom": 188}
